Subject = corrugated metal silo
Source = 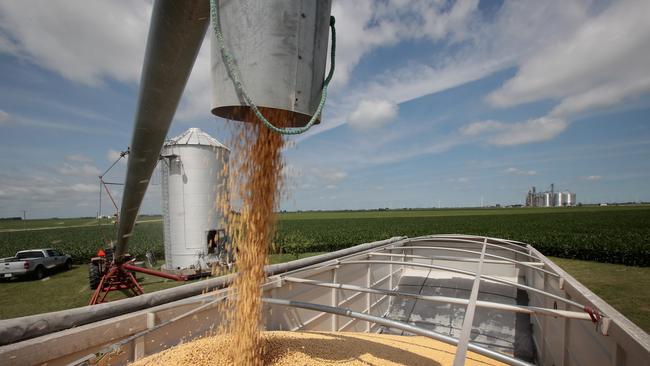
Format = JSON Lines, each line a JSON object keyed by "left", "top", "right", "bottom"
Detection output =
{"left": 160, "top": 128, "right": 229, "bottom": 270}
{"left": 563, "top": 191, "right": 576, "bottom": 206}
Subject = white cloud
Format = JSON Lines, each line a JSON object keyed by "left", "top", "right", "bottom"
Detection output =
{"left": 328, "top": 0, "right": 480, "bottom": 86}
{"left": 0, "top": 1, "right": 218, "bottom": 124}
{"left": 455, "top": 1, "right": 650, "bottom": 149}
{"left": 314, "top": 169, "right": 347, "bottom": 184}
{"left": 66, "top": 154, "right": 92, "bottom": 163}
{"left": 0, "top": 112, "right": 116, "bottom": 135}
{"left": 69, "top": 183, "right": 98, "bottom": 193}
{"left": 58, "top": 163, "right": 101, "bottom": 177}
{"left": 0, "top": 1, "right": 151, "bottom": 86}
{"left": 0, "top": 109, "right": 9, "bottom": 124}
{"left": 448, "top": 177, "right": 470, "bottom": 183}
{"left": 550, "top": 77, "right": 650, "bottom": 118}
{"left": 298, "top": 0, "right": 589, "bottom": 142}
{"left": 107, "top": 149, "right": 122, "bottom": 162}
{"left": 583, "top": 175, "right": 603, "bottom": 181}
{"left": 285, "top": 166, "right": 348, "bottom": 193}
{"left": 0, "top": 173, "right": 99, "bottom": 210}
{"left": 458, "top": 116, "right": 567, "bottom": 146}
{"left": 107, "top": 149, "right": 128, "bottom": 164}
{"left": 460, "top": 120, "right": 505, "bottom": 136}
{"left": 282, "top": 164, "right": 302, "bottom": 180}
{"left": 174, "top": 38, "right": 211, "bottom": 122}
{"left": 348, "top": 99, "right": 398, "bottom": 130}
{"left": 490, "top": 117, "right": 567, "bottom": 146}
{"left": 310, "top": 0, "right": 649, "bottom": 152}
{"left": 504, "top": 167, "right": 537, "bottom": 176}
{"left": 487, "top": 0, "right": 650, "bottom": 118}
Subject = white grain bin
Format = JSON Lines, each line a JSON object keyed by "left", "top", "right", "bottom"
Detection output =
{"left": 160, "top": 128, "right": 229, "bottom": 270}
{"left": 210, "top": 0, "right": 332, "bottom": 128}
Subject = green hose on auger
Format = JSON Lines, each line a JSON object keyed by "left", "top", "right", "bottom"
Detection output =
{"left": 210, "top": 0, "right": 336, "bottom": 135}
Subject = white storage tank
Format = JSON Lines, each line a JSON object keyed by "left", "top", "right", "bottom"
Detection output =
{"left": 160, "top": 128, "right": 229, "bottom": 270}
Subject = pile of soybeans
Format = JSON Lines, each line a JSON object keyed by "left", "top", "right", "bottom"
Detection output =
{"left": 131, "top": 331, "right": 506, "bottom": 366}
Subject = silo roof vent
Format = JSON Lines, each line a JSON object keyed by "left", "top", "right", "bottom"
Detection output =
{"left": 167, "top": 127, "right": 228, "bottom": 149}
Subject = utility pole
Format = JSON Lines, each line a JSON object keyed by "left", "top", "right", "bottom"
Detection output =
{"left": 22, "top": 210, "right": 26, "bottom": 220}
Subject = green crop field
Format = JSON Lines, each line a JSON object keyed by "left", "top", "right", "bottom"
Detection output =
{"left": 275, "top": 206, "right": 650, "bottom": 266}
{"left": 0, "top": 217, "right": 99, "bottom": 231}
{"left": 278, "top": 205, "right": 633, "bottom": 220}
{"left": 0, "top": 220, "right": 163, "bottom": 263}
{"left": 0, "top": 216, "right": 162, "bottom": 231}
{"left": 0, "top": 206, "right": 648, "bottom": 266}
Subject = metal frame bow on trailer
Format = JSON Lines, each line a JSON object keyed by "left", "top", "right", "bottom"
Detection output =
{"left": 262, "top": 235, "right": 608, "bottom": 366}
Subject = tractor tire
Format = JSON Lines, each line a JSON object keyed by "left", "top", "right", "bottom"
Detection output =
{"left": 89, "top": 263, "right": 101, "bottom": 290}
{"left": 33, "top": 266, "right": 46, "bottom": 280}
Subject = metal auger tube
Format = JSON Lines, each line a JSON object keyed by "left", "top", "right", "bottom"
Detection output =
{"left": 114, "top": 0, "right": 210, "bottom": 263}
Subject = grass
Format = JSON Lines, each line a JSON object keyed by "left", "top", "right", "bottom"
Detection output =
{"left": 0, "top": 264, "right": 193, "bottom": 319}
{"left": 550, "top": 257, "right": 650, "bottom": 333}
{"left": 0, "top": 252, "right": 323, "bottom": 319}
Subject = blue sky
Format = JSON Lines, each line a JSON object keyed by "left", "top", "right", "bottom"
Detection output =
{"left": 1, "top": 0, "right": 649, "bottom": 218}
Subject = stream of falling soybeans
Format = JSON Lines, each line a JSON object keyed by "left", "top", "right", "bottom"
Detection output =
{"left": 218, "top": 121, "right": 285, "bottom": 365}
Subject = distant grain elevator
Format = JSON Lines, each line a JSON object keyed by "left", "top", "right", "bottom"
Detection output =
{"left": 525, "top": 184, "right": 576, "bottom": 207}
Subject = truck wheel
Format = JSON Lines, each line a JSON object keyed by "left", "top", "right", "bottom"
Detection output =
{"left": 65, "top": 259, "right": 73, "bottom": 271}
{"left": 33, "top": 266, "right": 46, "bottom": 280}
{"left": 89, "top": 264, "right": 101, "bottom": 290}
